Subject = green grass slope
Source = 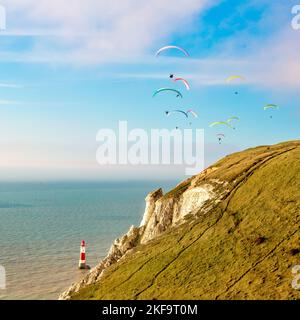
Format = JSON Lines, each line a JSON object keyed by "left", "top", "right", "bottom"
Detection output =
{"left": 73, "top": 141, "right": 300, "bottom": 300}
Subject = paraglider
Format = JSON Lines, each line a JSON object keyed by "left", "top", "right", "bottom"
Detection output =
{"left": 155, "top": 45, "right": 190, "bottom": 57}
{"left": 153, "top": 88, "right": 183, "bottom": 98}
{"left": 186, "top": 109, "right": 198, "bottom": 125}
{"left": 264, "top": 104, "right": 278, "bottom": 110}
{"left": 209, "top": 121, "right": 233, "bottom": 129}
{"left": 173, "top": 77, "right": 190, "bottom": 90}
{"left": 227, "top": 116, "right": 239, "bottom": 122}
{"left": 226, "top": 75, "right": 245, "bottom": 83}
{"left": 227, "top": 116, "right": 240, "bottom": 129}
{"left": 263, "top": 104, "right": 279, "bottom": 119}
{"left": 217, "top": 133, "right": 225, "bottom": 144}
{"left": 226, "top": 75, "right": 245, "bottom": 95}
{"left": 165, "top": 110, "right": 188, "bottom": 118}
{"left": 186, "top": 109, "right": 198, "bottom": 118}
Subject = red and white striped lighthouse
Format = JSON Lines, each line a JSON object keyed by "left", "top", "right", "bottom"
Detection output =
{"left": 78, "top": 240, "right": 86, "bottom": 269}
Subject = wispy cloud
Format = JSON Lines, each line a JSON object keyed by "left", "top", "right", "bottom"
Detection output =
{"left": 1, "top": 0, "right": 218, "bottom": 63}
{"left": 0, "top": 100, "right": 21, "bottom": 105}
{"left": 1, "top": 1, "right": 299, "bottom": 91}
{"left": 0, "top": 82, "right": 23, "bottom": 88}
{"left": 107, "top": 45, "right": 300, "bottom": 90}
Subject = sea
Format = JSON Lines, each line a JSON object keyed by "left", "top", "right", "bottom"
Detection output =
{"left": 0, "top": 181, "right": 176, "bottom": 300}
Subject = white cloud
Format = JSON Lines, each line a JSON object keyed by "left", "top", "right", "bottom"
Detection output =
{"left": 254, "top": 28, "right": 300, "bottom": 90}
{"left": 1, "top": 0, "right": 217, "bottom": 63}
{"left": 1, "top": 1, "right": 299, "bottom": 91}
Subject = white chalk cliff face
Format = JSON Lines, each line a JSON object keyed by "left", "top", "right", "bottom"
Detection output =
{"left": 59, "top": 170, "right": 226, "bottom": 300}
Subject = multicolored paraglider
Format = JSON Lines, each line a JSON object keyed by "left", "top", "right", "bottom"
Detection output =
{"left": 153, "top": 88, "right": 183, "bottom": 98}
{"left": 156, "top": 45, "right": 190, "bottom": 57}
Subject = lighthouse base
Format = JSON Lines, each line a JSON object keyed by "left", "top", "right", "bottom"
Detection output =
{"left": 78, "top": 264, "right": 91, "bottom": 270}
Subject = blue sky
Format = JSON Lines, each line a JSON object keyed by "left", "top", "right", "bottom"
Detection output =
{"left": 0, "top": 0, "right": 299, "bottom": 181}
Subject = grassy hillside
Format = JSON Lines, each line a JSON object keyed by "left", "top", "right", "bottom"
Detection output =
{"left": 73, "top": 141, "right": 300, "bottom": 300}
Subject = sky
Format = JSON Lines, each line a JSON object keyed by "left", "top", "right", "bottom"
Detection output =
{"left": 0, "top": 0, "right": 299, "bottom": 181}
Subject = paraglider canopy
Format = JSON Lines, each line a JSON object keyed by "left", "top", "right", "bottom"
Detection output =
{"left": 153, "top": 88, "right": 183, "bottom": 98}
{"left": 216, "top": 133, "right": 225, "bottom": 144}
{"left": 186, "top": 109, "right": 198, "bottom": 118}
{"left": 155, "top": 45, "right": 190, "bottom": 57}
{"left": 263, "top": 104, "right": 279, "bottom": 110}
{"left": 226, "top": 76, "right": 245, "bottom": 95}
{"left": 263, "top": 104, "right": 279, "bottom": 119}
{"left": 227, "top": 116, "right": 240, "bottom": 122}
{"left": 226, "top": 75, "right": 245, "bottom": 83}
{"left": 173, "top": 77, "right": 190, "bottom": 90}
{"left": 226, "top": 116, "right": 240, "bottom": 129}
{"left": 165, "top": 110, "right": 188, "bottom": 118}
{"left": 210, "top": 121, "right": 233, "bottom": 129}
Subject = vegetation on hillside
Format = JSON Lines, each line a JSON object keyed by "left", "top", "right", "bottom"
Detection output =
{"left": 73, "top": 141, "right": 300, "bottom": 300}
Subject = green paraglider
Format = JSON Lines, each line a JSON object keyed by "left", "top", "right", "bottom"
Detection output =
{"left": 263, "top": 104, "right": 279, "bottom": 119}
{"left": 226, "top": 75, "right": 245, "bottom": 95}
{"left": 263, "top": 104, "right": 279, "bottom": 110}
{"left": 209, "top": 121, "right": 233, "bottom": 129}
{"left": 227, "top": 116, "right": 240, "bottom": 129}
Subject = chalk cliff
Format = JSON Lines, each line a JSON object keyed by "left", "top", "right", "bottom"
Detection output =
{"left": 60, "top": 140, "right": 300, "bottom": 300}
{"left": 59, "top": 169, "right": 226, "bottom": 299}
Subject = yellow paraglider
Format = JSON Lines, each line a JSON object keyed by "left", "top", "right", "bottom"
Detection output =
{"left": 226, "top": 75, "right": 245, "bottom": 83}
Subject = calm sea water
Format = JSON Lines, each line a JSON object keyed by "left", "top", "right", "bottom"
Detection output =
{"left": 0, "top": 181, "right": 176, "bottom": 300}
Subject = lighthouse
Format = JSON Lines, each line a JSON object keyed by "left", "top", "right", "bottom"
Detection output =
{"left": 78, "top": 240, "right": 86, "bottom": 269}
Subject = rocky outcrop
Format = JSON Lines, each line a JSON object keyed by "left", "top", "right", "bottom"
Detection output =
{"left": 139, "top": 188, "right": 163, "bottom": 227}
{"left": 59, "top": 175, "right": 227, "bottom": 299}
